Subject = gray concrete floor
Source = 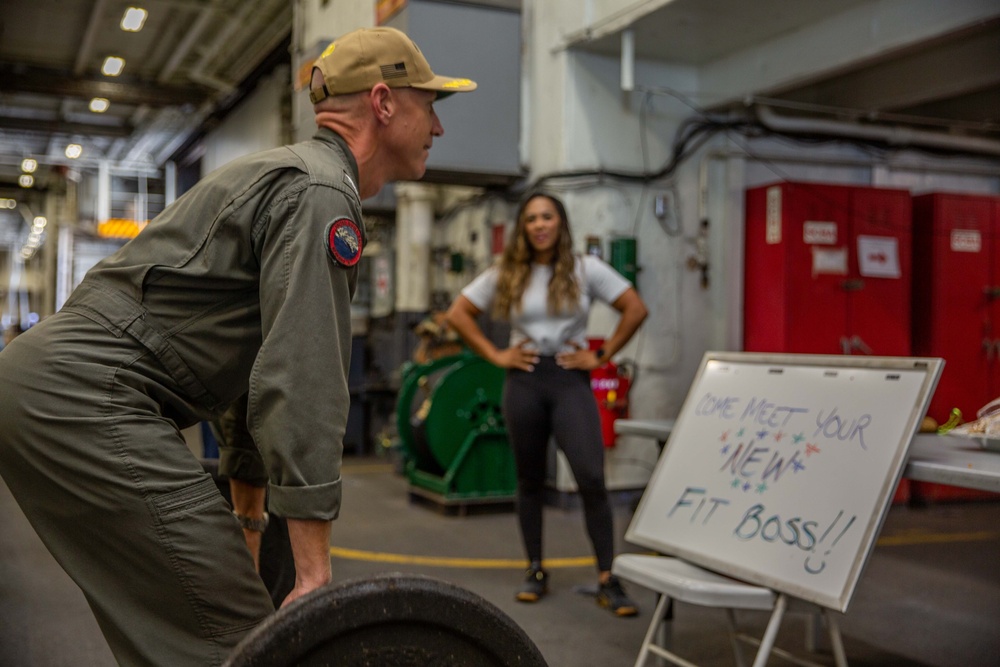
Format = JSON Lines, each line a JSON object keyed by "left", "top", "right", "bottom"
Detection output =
{"left": 2, "top": 455, "right": 999, "bottom": 666}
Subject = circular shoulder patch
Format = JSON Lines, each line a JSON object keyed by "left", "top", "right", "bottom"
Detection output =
{"left": 326, "top": 218, "right": 363, "bottom": 267}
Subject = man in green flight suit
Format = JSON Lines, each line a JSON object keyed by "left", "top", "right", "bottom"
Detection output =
{"left": 0, "top": 27, "right": 475, "bottom": 666}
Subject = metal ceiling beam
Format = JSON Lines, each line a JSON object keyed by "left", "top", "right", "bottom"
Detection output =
{"left": 0, "top": 64, "right": 209, "bottom": 107}
{"left": 0, "top": 116, "right": 133, "bottom": 138}
{"left": 702, "top": 0, "right": 1000, "bottom": 112}
{"left": 74, "top": 0, "right": 110, "bottom": 76}
{"left": 775, "top": 26, "right": 1000, "bottom": 116}
{"left": 186, "top": 0, "right": 261, "bottom": 93}
{"left": 158, "top": 0, "right": 221, "bottom": 83}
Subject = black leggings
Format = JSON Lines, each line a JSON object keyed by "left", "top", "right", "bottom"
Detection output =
{"left": 503, "top": 356, "right": 615, "bottom": 572}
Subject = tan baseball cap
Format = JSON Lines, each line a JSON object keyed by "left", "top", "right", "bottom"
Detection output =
{"left": 310, "top": 27, "right": 477, "bottom": 103}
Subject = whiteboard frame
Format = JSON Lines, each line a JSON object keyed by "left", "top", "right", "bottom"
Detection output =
{"left": 626, "top": 352, "right": 943, "bottom": 612}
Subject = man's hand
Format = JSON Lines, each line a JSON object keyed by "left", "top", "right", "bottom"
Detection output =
{"left": 281, "top": 518, "right": 333, "bottom": 608}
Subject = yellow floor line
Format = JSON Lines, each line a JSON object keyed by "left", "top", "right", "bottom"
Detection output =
{"left": 329, "top": 545, "right": 594, "bottom": 569}
{"left": 876, "top": 530, "right": 999, "bottom": 547}
{"left": 329, "top": 529, "right": 998, "bottom": 570}
{"left": 330, "top": 461, "right": 997, "bottom": 565}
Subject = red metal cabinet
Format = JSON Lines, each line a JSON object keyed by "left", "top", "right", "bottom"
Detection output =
{"left": 912, "top": 192, "right": 1000, "bottom": 423}
{"left": 744, "top": 182, "right": 912, "bottom": 356}
{"left": 911, "top": 192, "right": 1000, "bottom": 502}
{"left": 745, "top": 182, "right": 913, "bottom": 503}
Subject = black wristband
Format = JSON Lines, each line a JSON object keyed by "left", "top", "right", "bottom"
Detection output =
{"left": 595, "top": 347, "right": 606, "bottom": 360}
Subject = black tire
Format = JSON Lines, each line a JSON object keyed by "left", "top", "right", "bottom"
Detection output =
{"left": 225, "top": 572, "right": 548, "bottom": 667}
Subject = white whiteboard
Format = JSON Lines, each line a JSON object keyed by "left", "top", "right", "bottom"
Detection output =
{"left": 626, "top": 352, "right": 942, "bottom": 612}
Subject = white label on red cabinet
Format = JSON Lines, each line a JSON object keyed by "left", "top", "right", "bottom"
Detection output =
{"left": 812, "top": 247, "right": 848, "bottom": 275}
{"left": 950, "top": 229, "right": 982, "bottom": 253}
{"left": 766, "top": 187, "right": 782, "bottom": 244}
{"left": 857, "top": 235, "right": 901, "bottom": 279}
{"left": 803, "top": 221, "right": 838, "bottom": 245}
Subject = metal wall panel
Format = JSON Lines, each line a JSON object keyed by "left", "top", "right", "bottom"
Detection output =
{"left": 387, "top": 0, "right": 522, "bottom": 182}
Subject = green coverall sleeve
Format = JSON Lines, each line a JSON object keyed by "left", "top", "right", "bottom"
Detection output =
{"left": 249, "top": 178, "right": 362, "bottom": 520}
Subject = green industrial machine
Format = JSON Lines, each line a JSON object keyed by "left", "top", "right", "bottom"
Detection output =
{"left": 396, "top": 352, "right": 517, "bottom": 504}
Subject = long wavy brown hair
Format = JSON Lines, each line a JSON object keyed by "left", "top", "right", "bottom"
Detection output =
{"left": 492, "top": 192, "right": 580, "bottom": 320}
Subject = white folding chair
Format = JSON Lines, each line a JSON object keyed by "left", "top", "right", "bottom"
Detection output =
{"left": 613, "top": 554, "right": 848, "bottom": 667}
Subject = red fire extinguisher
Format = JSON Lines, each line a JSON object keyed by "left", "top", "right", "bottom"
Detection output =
{"left": 588, "top": 339, "right": 632, "bottom": 447}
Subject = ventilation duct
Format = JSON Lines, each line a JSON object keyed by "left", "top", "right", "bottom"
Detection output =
{"left": 755, "top": 105, "right": 1000, "bottom": 157}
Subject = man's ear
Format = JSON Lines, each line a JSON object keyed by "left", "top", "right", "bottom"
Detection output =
{"left": 369, "top": 83, "right": 393, "bottom": 125}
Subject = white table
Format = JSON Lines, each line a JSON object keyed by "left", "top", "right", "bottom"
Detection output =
{"left": 905, "top": 434, "right": 1000, "bottom": 493}
{"left": 614, "top": 420, "right": 1000, "bottom": 493}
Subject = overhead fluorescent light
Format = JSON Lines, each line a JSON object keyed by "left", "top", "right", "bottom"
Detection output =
{"left": 0, "top": 198, "right": 16, "bottom": 209}
{"left": 121, "top": 7, "right": 148, "bottom": 32}
{"left": 65, "top": 144, "right": 83, "bottom": 159}
{"left": 89, "top": 98, "right": 110, "bottom": 113}
{"left": 102, "top": 56, "right": 125, "bottom": 76}
{"left": 19, "top": 174, "right": 34, "bottom": 188}
{"left": 33, "top": 216, "right": 48, "bottom": 230}
{"left": 21, "top": 158, "right": 37, "bottom": 173}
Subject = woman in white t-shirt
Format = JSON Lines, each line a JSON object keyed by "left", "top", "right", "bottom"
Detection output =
{"left": 446, "top": 192, "right": 648, "bottom": 616}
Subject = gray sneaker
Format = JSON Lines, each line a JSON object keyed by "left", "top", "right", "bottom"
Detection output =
{"left": 516, "top": 566, "right": 549, "bottom": 602}
{"left": 596, "top": 575, "right": 638, "bottom": 616}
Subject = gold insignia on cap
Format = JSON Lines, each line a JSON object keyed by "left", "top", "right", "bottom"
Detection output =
{"left": 321, "top": 42, "right": 337, "bottom": 58}
{"left": 442, "top": 78, "right": 473, "bottom": 89}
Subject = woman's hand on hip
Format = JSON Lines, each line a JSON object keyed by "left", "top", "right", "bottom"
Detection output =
{"left": 492, "top": 341, "right": 539, "bottom": 371}
{"left": 556, "top": 342, "right": 601, "bottom": 371}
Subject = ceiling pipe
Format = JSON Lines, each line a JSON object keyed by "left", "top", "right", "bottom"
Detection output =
{"left": 186, "top": 0, "right": 262, "bottom": 92}
{"left": 152, "top": 102, "right": 214, "bottom": 165}
{"left": 121, "top": 107, "right": 194, "bottom": 164}
{"left": 755, "top": 104, "right": 1000, "bottom": 158}
{"left": 158, "top": 1, "right": 222, "bottom": 84}
{"left": 187, "top": 71, "right": 237, "bottom": 94}
{"left": 74, "top": 0, "right": 110, "bottom": 76}
{"left": 225, "top": 4, "right": 292, "bottom": 85}
{"left": 165, "top": 0, "right": 288, "bottom": 158}
{"left": 113, "top": 0, "right": 288, "bottom": 167}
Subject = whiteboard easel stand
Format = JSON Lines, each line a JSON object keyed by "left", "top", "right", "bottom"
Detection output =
{"left": 619, "top": 353, "right": 942, "bottom": 666}
{"left": 614, "top": 554, "right": 848, "bottom": 667}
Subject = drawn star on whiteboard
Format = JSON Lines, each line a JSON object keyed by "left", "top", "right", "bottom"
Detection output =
{"left": 756, "top": 482, "right": 768, "bottom": 493}
{"left": 773, "top": 431, "right": 785, "bottom": 442}
{"left": 721, "top": 444, "right": 731, "bottom": 455}
{"left": 731, "top": 478, "right": 741, "bottom": 488}
{"left": 792, "top": 459, "right": 806, "bottom": 473}
{"left": 805, "top": 443, "right": 821, "bottom": 456}
{"left": 737, "top": 428, "right": 745, "bottom": 437}
{"left": 742, "top": 481, "right": 752, "bottom": 492}
{"left": 756, "top": 429, "right": 768, "bottom": 440}
{"left": 792, "top": 433, "right": 805, "bottom": 443}
{"left": 720, "top": 430, "right": 729, "bottom": 442}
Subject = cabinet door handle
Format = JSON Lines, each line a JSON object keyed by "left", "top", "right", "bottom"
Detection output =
{"left": 840, "top": 336, "right": 852, "bottom": 355}
{"left": 850, "top": 335, "right": 873, "bottom": 355}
